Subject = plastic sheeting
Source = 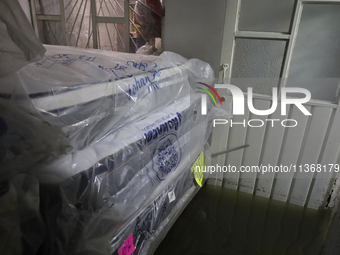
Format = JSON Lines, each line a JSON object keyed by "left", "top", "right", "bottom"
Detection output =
{"left": 0, "top": 45, "right": 221, "bottom": 180}
{"left": 0, "top": 174, "right": 45, "bottom": 255}
{"left": 110, "top": 152, "right": 203, "bottom": 255}
{"left": 0, "top": 42, "right": 231, "bottom": 255}
{"left": 33, "top": 94, "right": 205, "bottom": 184}
{"left": 116, "top": 144, "right": 211, "bottom": 255}
{"left": 51, "top": 94, "right": 217, "bottom": 255}
{"left": 56, "top": 148, "right": 202, "bottom": 255}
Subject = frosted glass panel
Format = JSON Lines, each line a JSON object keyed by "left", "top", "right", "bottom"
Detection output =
{"left": 231, "top": 39, "right": 286, "bottom": 94}
{"left": 239, "top": 0, "right": 295, "bottom": 33}
{"left": 287, "top": 4, "right": 340, "bottom": 102}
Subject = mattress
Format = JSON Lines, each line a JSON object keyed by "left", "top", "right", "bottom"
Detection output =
{"left": 33, "top": 93, "right": 207, "bottom": 184}
{"left": 46, "top": 93, "right": 215, "bottom": 254}
{"left": 110, "top": 148, "right": 208, "bottom": 255}
{"left": 0, "top": 45, "right": 215, "bottom": 172}
{"left": 0, "top": 45, "right": 230, "bottom": 254}
{"left": 109, "top": 151, "right": 203, "bottom": 255}
{"left": 54, "top": 131, "right": 207, "bottom": 255}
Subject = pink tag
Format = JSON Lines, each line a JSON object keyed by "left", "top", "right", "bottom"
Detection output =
{"left": 118, "top": 233, "right": 135, "bottom": 255}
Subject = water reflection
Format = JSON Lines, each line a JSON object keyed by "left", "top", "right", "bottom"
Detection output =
{"left": 155, "top": 185, "right": 331, "bottom": 255}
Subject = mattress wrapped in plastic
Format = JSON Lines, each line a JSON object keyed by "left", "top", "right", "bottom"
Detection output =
{"left": 33, "top": 93, "right": 204, "bottom": 184}
{"left": 0, "top": 41, "right": 231, "bottom": 254}
{"left": 0, "top": 45, "right": 215, "bottom": 177}
{"left": 109, "top": 149, "right": 206, "bottom": 255}
{"left": 47, "top": 93, "right": 217, "bottom": 255}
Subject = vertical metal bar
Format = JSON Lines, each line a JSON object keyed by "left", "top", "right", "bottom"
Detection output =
{"left": 213, "top": 0, "right": 239, "bottom": 186}
{"left": 60, "top": 0, "right": 67, "bottom": 45}
{"left": 29, "top": 0, "right": 39, "bottom": 37}
{"left": 201, "top": 94, "right": 207, "bottom": 115}
{"left": 75, "top": 0, "right": 88, "bottom": 47}
{"left": 91, "top": 0, "right": 98, "bottom": 48}
{"left": 279, "top": 0, "right": 304, "bottom": 89}
{"left": 101, "top": 1, "right": 115, "bottom": 50}
{"left": 107, "top": 0, "right": 127, "bottom": 48}
{"left": 96, "top": 0, "right": 107, "bottom": 49}
{"left": 219, "top": 0, "right": 240, "bottom": 83}
{"left": 86, "top": 0, "right": 92, "bottom": 48}
{"left": 90, "top": 0, "right": 106, "bottom": 49}
{"left": 124, "top": 0, "right": 130, "bottom": 53}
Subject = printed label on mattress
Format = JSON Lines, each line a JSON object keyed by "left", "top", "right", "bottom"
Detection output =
{"left": 142, "top": 112, "right": 182, "bottom": 145}
{"left": 118, "top": 233, "right": 135, "bottom": 255}
{"left": 126, "top": 70, "right": 162, "bottom": 100}
{"left": 151, "top": 133, "right": 182, "bottom": 182}
{"left": 168, "top": 189, "right": 176, "bottom": 203}
{"left": 191, "top": 152, "right": 204, "bottom": 187}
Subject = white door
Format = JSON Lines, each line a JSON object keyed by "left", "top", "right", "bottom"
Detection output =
{"left": 210, "top": 0, "right": 340, "bottom": 209}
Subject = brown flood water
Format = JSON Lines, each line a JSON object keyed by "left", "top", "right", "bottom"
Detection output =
{"left": 155, "top": 184, "right": 331, "bottom": 255}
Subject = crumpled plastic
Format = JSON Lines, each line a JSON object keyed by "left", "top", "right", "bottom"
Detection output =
{"left": 49, "top": 93, "right": 220, "bottom": 255}
{"left": 0, "top": 39, "right": 232, "bottom": 255}
{"left": 0, "top": 174, "right": 45, "bottom": 255}
{"left": 136, "top": 42, "right": 157, "bottom": 55}
{"left": 0, "top": 45, "right": 228, "bottom": 180}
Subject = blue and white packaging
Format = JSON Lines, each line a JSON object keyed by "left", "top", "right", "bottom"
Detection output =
{"left": 0, "top": 45, "right": 217, "bottom": 179}
{"left": 52, "top": 93, "right": 217, "bottom": 255}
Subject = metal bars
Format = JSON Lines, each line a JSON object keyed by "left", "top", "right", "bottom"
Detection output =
{"left": 30, "top": 0, "right": 68, "bottom": 45}
{"left": 235, "top": 31, "right": 291, "bottom": 40}
{"left": 30, "top": 0, "right": 133, "bottom": 52}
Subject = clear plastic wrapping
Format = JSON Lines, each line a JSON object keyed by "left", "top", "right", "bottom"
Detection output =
{"left": 0, "top": 45, "right": 218, "bottom": 179}
{"left": 0, "top": 174, "right": 45, "bottom": 255}
{"left": 0, "top": 44, "right": 231, "bottom": 255}
{"left": 49, "top": 93, "right": 219, "bottom": 255}
{"left": 114, "top": 145, "right": 212, "bottom": 255}
{"left": 32, "top": 94, "right": 207, "bottom": 184}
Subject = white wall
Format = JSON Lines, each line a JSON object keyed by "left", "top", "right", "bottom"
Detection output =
{"left": 162, "top": 0, "right": 340, "bottom": 209}
{"left": 162, "top": 0, "right": 227, "bottom": 75}
{"left": 210, "top": 95, "right": 340, "bottom": 209}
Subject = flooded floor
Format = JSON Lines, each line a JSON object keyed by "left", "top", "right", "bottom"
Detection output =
{"left": 155, "top": 185, "right": 331, "bottom": 255}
